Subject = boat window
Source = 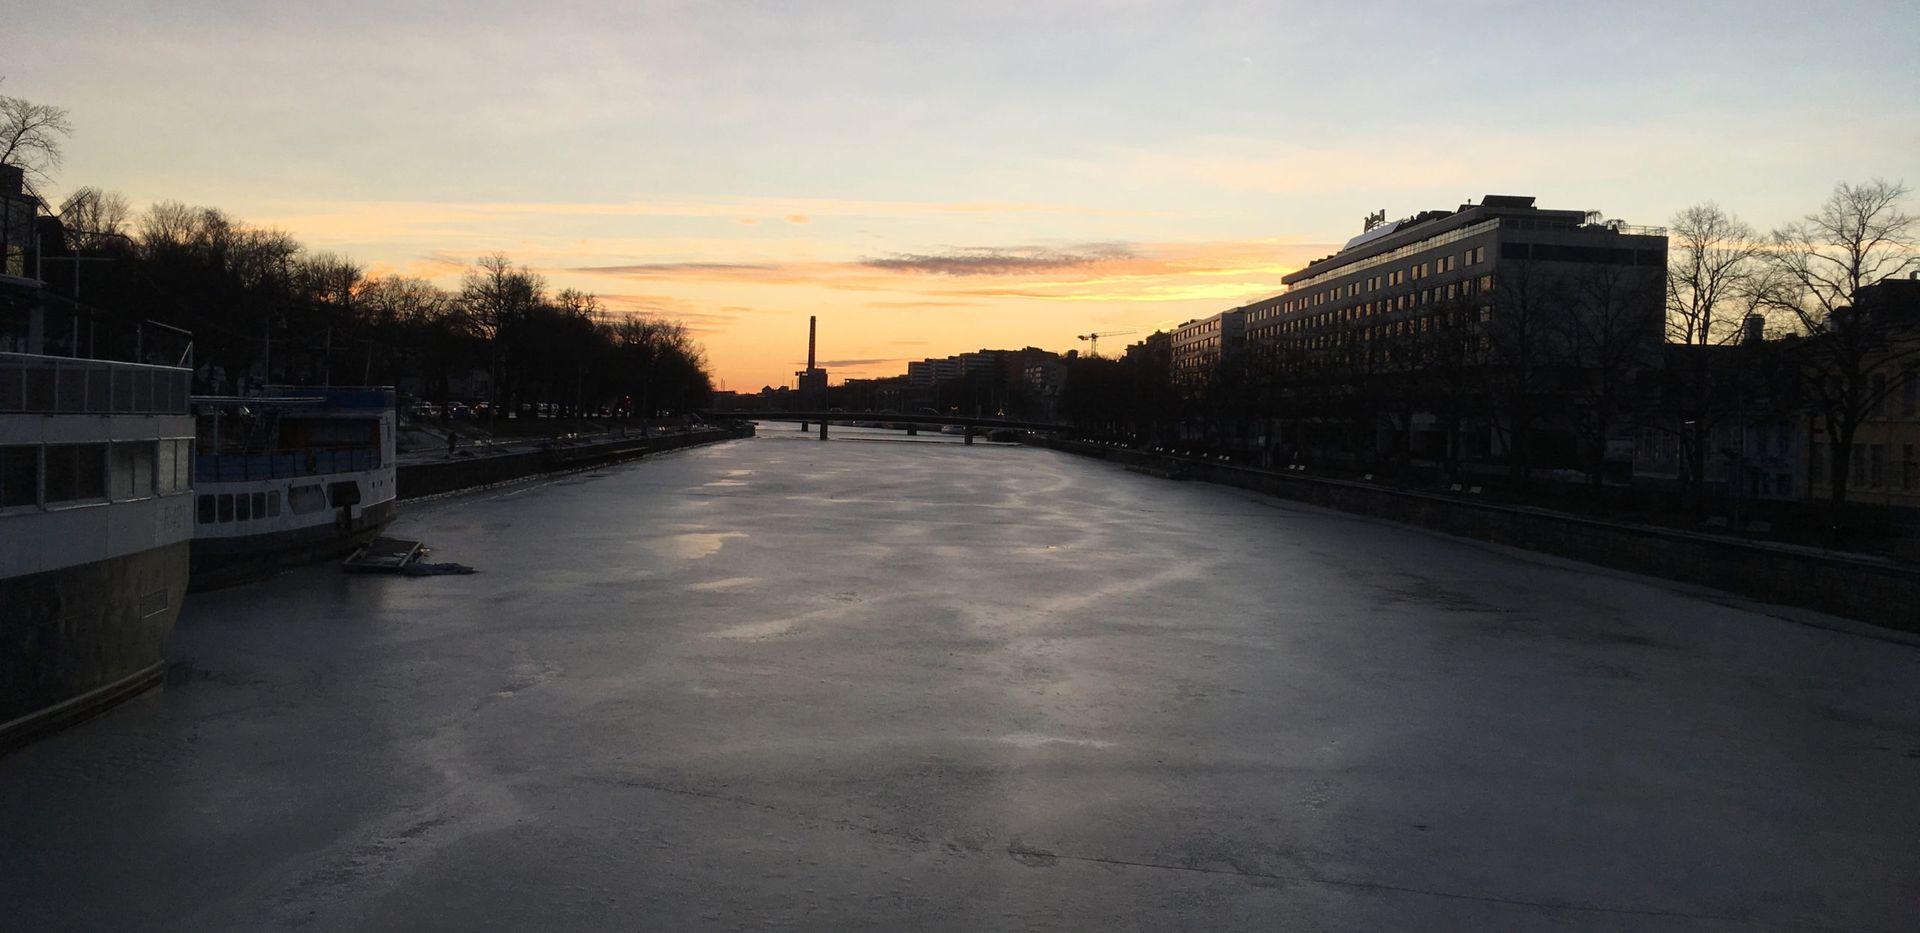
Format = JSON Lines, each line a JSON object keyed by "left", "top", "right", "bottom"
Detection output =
{"left": 0, "top": 446, "right": 37, "bottom": 508}
{"left": 236, "top": 492, "right": 251, "bottom": 522}
{"left": 157, "top": 439, "right": 192, "bottom": 495}
{"left": 328, "top": 481, "right": 361, "bottom": 507}
{"left": 251, "top": 492, "right": 266, "bottom": 519}
{"left": 109, "top": 442, "right": 156, "bottom": 500}
{"left": 218, "top": 494, "right": 234, "bottom": 522}
{"left": 23, "top": 367, "right": 54, "bottom": 410}
{"left": 266, "top": 490, "right": 281, "bottom": 517}
{"left": 43, "top": 444, "right": 106, "bottom": 503}
{"left": 288, "top": 484, "right": 328, "bottom": 515}
{"left": 197, "top": 494, "right": 216, "bottom": 524}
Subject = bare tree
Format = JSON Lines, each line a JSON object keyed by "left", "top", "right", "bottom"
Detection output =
{"left": 460, "top": 253, "right": 545, "bottom": 422}
{"left": 1763, "top": 178, "right": 1919, "bottom": 515}
{"left": 1667, "top": 203, "right": 1766, "bottom": 346}
{"left": 1660, "top": 203, "right": 1772, "bottom": 500}
{"left": 0, "top": 83, "right": 72, "bottom": 198}
{"left": 56, "top": 187, "right": 133, "bottom": 252}
{"left": 1555, "top": 262, "right": 1664, "bottom": 488}
{"left": 1484, "top": 259, "right": 1567, "bottom": 487}
{"left": 555, "top": 287, "right": 603, "bottom": 321}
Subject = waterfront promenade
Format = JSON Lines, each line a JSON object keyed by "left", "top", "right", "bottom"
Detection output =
{"left": 3, "top": 429, "right": 1917, "bottom": 931}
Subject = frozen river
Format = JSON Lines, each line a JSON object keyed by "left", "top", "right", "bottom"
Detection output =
{"left": 4, "top": 431, "right": 1918, "bottom": 931}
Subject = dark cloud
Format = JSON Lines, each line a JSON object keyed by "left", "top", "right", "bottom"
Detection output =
{"left": 815, "top": 358, "right": 902, "bottom": 368}
{"left": 860, "top": 243, "right": 1135, "bottom": 276}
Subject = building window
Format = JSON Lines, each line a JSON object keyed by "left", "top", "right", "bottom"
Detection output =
{"left": 1870, "top": 444, "right": 1887, "bottom": 487}
{"left": 1811, "top": 443, "right": 1827, "bottom": 484}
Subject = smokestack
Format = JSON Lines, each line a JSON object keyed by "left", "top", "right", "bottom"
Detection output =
{"left": 1743, "top": 314, "right": 1766, "bottom": 344}
{"left": 807, "top": 316, "right": 817, "bottom": 370}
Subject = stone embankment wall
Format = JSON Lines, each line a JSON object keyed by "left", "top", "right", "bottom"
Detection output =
{"left": 399, "top": 425, "right": 753, "bottom": 500}
{"left": 1038, "top": 438, "right": 1920, "bottom": 633}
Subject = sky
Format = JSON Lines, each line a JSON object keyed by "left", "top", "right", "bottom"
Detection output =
{"left": 8, "top": 0, "right": 1918, "bottom": 390}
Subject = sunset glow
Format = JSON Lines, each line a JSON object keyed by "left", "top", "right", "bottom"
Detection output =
{"left": 8, "top": 0, "right": 1916, "bottom": 389}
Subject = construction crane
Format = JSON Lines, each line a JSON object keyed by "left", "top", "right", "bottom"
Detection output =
{"left": 1076, "top": 329, "right": 1138, "bottom": 358}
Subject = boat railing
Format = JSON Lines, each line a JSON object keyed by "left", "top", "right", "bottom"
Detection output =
{"left": 194, "top": 446, "right": 382, "bottom": 483}
{"left": 0, "top": 352, "right": 192, "bottom": 415}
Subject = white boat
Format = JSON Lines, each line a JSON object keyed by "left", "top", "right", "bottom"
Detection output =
{"left": 188, "top": 388, "right": 398, "bottom": 588}
{"left": 0, "top": 346, "right": 197, "bottom": 746}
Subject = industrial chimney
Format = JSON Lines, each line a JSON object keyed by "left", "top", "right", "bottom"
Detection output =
{"left": 807, "top": 316, "right": 817, "bottom": 371}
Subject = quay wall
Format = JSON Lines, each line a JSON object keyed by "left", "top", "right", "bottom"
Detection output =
{"left": 1038, "top": 438, "right": 1920, "bottom": 634}
{"left": 398, "top": 425, "right": 752, "bottom": 500}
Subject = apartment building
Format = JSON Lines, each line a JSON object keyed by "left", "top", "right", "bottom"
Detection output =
{"left": 1170, "top": 309, "right": 1245, "bottom": 391}
{"left": 907, "top": 358, "right": 960, "bottom": 388}
{"left": 1248, "top": 195, "right": 1666, "bottom": 465}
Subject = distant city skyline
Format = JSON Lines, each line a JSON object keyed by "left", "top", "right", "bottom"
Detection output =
{"left": 8, "top": 0, "right": 1916, "bottom": 389}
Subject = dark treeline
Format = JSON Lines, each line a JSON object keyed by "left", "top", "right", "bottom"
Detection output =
{"left": 31, "top": 194, "right": 713, "bottom": 419}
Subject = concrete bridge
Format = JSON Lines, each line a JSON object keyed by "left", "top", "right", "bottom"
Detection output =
{"left": 705, "top": 409, "right": 1067, "bottom": 442}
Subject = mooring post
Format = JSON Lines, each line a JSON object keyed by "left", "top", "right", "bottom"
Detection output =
{"left": 799, "top": 420, "right": 808, "bottom": 431}
{"left": 906, "top": 425, "right": 917, "bottom": 436}
{"left": 963, "top": 426, "right": 974, "bottom": 446}
{"left": 819, "top": 418, "right": 829, "bottom": 440}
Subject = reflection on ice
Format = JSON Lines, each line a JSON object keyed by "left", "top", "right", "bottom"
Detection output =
{"left": 645, "top": 532, "right": 746, "bottom": 560}
{"left": 993, "top": 732, "right": 1116, "bottom": 749}
{"left": 686, "top": 576, "right": 760, "bottom": 591}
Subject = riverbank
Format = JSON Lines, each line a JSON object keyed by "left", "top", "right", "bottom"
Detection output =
{"left": 397, "top": 423, "right": 754, "bottom": 500}
{"left": 1036, "top": 437, "right": 1920, "bottom": 633}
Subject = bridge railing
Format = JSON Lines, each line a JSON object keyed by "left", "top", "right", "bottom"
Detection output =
{"left": 701, "top": 410, "right": 1067, "bottom": 432}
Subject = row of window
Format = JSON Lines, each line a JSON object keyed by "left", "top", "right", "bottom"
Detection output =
{"left": 0, "top": 440, "right": 192, "bottom": 510}
{"left": 1864, "top": 372, "right": 1920, "bottom": 418}
{"left": 1810, "top": 443, "right": 1920, "bottom": 491}
{"left": 0, "top": 360, "right": 192, "bottom": 415}
{"left": 1285, "top": 218, "right": 1504, "bottom": 292}
{"left": 1254, "top": 279, "right": 1497, "bottom": 340}
{"left": 194, "top": 482, "right": 342, "bottom": 525}
{"left": 1255, "top": 246, "right": 1491, "bottom": 326}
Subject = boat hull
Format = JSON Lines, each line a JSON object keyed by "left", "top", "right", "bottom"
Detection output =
{"left": 188, "top": 499, "right": 395, "bottom": 590}
{"left": 0, "top": 541, "right": 189, "bottom": 750}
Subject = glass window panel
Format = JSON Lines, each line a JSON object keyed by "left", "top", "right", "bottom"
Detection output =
{"left": 0, "top": 446, "right": 37, "bottom": 507}
{"left": 44, "top": 444, "right": 106, "bottom": 502}
{"left": 109, "top": 442, "right": 155, "bottom": 500}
